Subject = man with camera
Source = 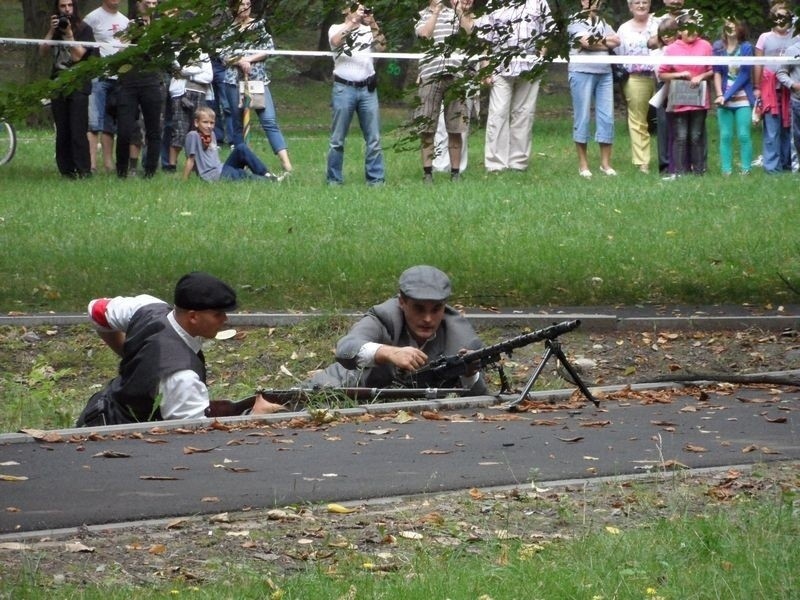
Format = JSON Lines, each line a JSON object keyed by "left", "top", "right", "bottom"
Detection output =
{"left": 415, "top": 0, "right": 476, "bottom": 183}
{"left": 39, "top": 0, "right": 97, "bottom": 178}
{"left": 326, "top": 2, "right": 387, "bottom": 186}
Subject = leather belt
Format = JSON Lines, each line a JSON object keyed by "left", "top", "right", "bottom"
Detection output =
{"left": 334, "top": 74, "right": 370, "bottom": 88}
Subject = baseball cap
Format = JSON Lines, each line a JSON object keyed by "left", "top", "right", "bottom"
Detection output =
{"left": 398, "top": 265, "right": 451, "bottom": 301}
{"left": 173, "top": 272, "right": 238, "bottom": 311}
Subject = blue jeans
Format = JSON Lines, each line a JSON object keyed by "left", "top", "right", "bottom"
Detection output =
{"left": 221, "top": 143, "right": 268, "bottom": 180}
{"left": 222, "top": 82, "right": 287, "bottom": 153}
{"left": 568, "top": 71, "right": 614, "bottom": 144}
{"left": 255, "top": 88, "right": 287, "bottom": 154}
{"left": 211, "top": 59, "right": 233, "bottom": 144}
{"left": 762, "top": 110, "right": 792, "bottom": 173}
{"left": 792, "top": 98, "right": 800, "bottom": 164}
{"left": 326, "top": 81, "right": 385, "bottom": 184}
{"left": 88, "top": 78, "right": 117, "bottom": 134}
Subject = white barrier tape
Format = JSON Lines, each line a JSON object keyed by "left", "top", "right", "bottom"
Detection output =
{"left": 3, "top": 36, "right": 799, "bottom": 66}
{"left": 1, "top": 36, "right": 126, "bottom": 50}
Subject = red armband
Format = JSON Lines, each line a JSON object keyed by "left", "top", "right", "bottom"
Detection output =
{"left": 90, "top": 298, "right": 112, "bottom": 329}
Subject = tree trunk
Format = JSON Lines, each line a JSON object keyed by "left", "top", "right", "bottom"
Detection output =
{"left": 299, "top": 8, "right": 339, "bottom": 82}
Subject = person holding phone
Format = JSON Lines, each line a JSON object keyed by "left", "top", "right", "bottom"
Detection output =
{"left": 414, "top": 0, "right": 476, "bottom": 183}
{"left": 326, "top": 2, "right": 387, "bottom": 185}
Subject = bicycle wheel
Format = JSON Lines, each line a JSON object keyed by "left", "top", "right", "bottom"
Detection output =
{"left": 0, "top": 119, "right": 17, "bottom": 166}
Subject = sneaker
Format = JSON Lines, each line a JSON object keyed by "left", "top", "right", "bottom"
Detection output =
{"left": 450, "top": 172, "right": 461, "bottom": 182}
{"left": 579, "top": 169, "right": 592, "bottom": 178}
{"left": 422, "top": 173, "right": 433, "bottom": 184}
{"left": 599, "top": 166, "right": 617, "bottom": 176}
{"left": 661, "top": 174, "right": 677, "bottom": 181}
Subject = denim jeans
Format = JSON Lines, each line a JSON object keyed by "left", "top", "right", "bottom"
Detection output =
{"left": 88, "top": 78, "right": 117, "bottom": 134}
{"left": 568, "top": 71, "right": 614, "bottom": 144}
{"left": 672, "top": 110, "right": 707, "bottom": 175}
{"left": 762, "top": 110, "right": 792, "bottom": 173}
{"left": 210, "top": 59, "right": 233, "bottom": 144}
{"left": 221, "top": 143, "right": 268, "bottom": 180}
{"left": 221, "top": 82, "right": 287, "bottom": 154}
{"left": 326, "top": 81, "right": 385, "bottom": 184}
{"left": 792, "top": 98, "right": 800, "bottom": 164}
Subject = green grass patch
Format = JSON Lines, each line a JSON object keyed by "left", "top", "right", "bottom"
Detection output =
{"left": 2, "top": 481, "right": 797, "bottom": 599}
{"left": 1, "top": 87, "right": 797, "bottom": 313}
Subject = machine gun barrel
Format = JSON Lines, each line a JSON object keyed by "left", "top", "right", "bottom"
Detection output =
{"left": 205, "top": 387, "right": 468, "bottom": 418}
{"left": 409, "top": 319, "right": 582, "bottom": 386}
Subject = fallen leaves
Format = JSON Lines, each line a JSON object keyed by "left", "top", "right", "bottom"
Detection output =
{"left": 18, "top": 429, "right": 63, "bottom": 443}
{"left": 763, "top": 416, "right": 787, "bottom": 424}
{"left": 93, "top": 450, "right": 131, "bottom": 458}
{"left": 183, "top": 446, "right": 217, "bottom": 454}
{"left": 327, "top": 503, "right": 358, "bottom": 514}
{"left": 683, "top": 444, "right": 708, "bottom": 453}
{"left": 742, "top": 445, "right": 782, "bottom": 455}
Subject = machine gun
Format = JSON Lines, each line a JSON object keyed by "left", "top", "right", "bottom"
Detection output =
{"left": 404, "top": 319, "right": 599, "bottom": 408}
{"left": 205, "top": 386, "right": 468, "bottom": 418}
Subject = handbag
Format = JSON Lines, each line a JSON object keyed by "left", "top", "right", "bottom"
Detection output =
{"left": 238, "top": 78, "right": 266, "bottom": 110}
{"left": 666, "top": 80, "right": 707, "bottom": 111}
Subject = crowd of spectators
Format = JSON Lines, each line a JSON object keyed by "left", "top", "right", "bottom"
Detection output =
{"left": 37, "top": 0, "right": 800, "bottom": 182}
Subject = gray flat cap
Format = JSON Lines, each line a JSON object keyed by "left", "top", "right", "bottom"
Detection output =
{"left": 398, "top": 265, "right": 451, "bottom": 301}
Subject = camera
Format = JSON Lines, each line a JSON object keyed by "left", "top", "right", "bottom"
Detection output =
{"left": 363, "top": 7, "right": 373, "bottom": 15}
{"left": 56, "top": 14, "right": 70, "bottom": 30}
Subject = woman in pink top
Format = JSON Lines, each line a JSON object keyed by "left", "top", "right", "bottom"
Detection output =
{"left": 658, "top": 14, "right": 713, "bottom": 176}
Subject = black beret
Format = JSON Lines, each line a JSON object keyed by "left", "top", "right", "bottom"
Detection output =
{"left": 173, "top": 272, "right": 238, "bottom": 311}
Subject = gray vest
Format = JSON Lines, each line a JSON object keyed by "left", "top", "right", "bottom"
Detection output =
{"left": 77, "top": 304, "right": 205, "bottom": 425}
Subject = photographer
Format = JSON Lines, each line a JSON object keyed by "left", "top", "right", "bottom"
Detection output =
{"left": 326, "top": 2, "right": 386, "bottom": 185}
{"left": 39, "top": 0, "right": 97, "bottom": 179}
{"left": 414, "top": 0, "right": 475, "bottom": 183}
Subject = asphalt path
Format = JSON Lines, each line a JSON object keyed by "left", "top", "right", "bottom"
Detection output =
{"left": 1, "top": 386, "right": 797, "bottom": 536}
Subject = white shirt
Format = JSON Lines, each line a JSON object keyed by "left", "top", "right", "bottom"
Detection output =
{"left": 88, "top": 295, "right": 210, "bottom": 420}
{"left": 83, "top": 6, "right": 129, "bottom": 58}
{"left": 329, "top": 23, "right": 375, "bottom": 81}
{"left": 475, "top": 0, "right": 553, "bottom": 77}
{"left": 169, "top": 52, "right": 213, "bottom": 98}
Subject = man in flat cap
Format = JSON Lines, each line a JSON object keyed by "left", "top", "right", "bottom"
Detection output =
{"left": 309, "top": 265, "right": 487, "bottom": 394}
{"left": 76, "top": 272, "right": 281, "bottom": 427}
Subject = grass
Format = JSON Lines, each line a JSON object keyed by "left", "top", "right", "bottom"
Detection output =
{"left": 2, "top": 11, "right": 798, "bottom": 599}
{"left": 1, "top": 75, "right": 798, "bottom": 313}
{"left": 1, "top": 465, "right": 798, "bottom": 599}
